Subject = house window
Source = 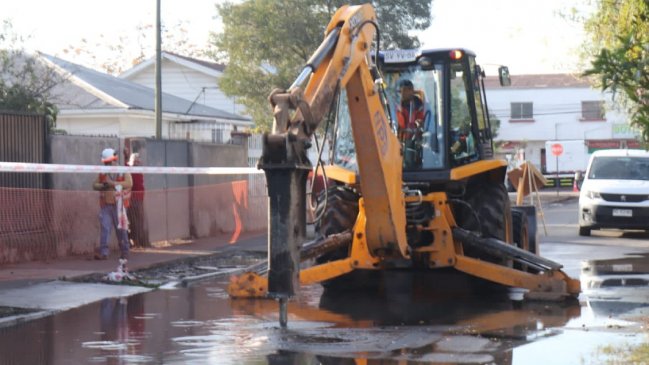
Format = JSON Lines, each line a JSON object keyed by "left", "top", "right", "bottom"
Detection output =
{"left": 511, "top": 102, "right": 533, "bottom": 120}
{"left": 212, "top": 129, "right": 224, "bottom": 144}
{"left": 581, "top": 101, "right": 605, "bottom": 120}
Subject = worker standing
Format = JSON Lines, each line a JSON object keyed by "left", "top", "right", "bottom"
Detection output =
{"left": 127, "top": 152, "right": 149, "bottom": 248}
{"left": 92, "top": 148, "right": 132, "bottom": 260}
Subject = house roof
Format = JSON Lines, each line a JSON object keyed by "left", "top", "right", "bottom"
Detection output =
{"left": 40, "top": 53, "right": 249, "bottom": 122}
{"left": 164, "top": 51, "right": 226, "bottom": 72}
{"left": 118, "top": 51, "right": 226, "bottom": 79}
{"left": 483, "top": 73, "right": 594, "bottom": 89}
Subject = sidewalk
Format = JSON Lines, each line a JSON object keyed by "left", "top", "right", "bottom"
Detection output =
{"left": 510, "top": 189, "right": 580, "bottom": 204}
{"left": 0, "top": 231, "right": 267, "bottom": 289}
{"left": 0, "top": 230, "right": 267, "bottom": 327}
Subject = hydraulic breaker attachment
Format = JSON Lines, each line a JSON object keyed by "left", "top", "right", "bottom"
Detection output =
{"left": 259, "top": 132, "right": 311, "bottom": 327}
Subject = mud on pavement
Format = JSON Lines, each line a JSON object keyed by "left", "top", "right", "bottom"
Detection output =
{"left": 71, "top": 249, "right": 267, "bottom": 288}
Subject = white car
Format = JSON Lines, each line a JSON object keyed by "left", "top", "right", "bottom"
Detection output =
{"left": 578, "top": 149, "right": 649, "bottom": 236}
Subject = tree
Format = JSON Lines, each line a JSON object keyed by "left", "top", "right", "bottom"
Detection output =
{"left": 1, "top": 20, "right": 61, "bottom": 130}
{"left": 211, "top": 0, "right": 432, "bottom": 130}
{"left": 63, "top": 21, "right": 213, "bottom": 75}
{"left": 582, "top": 0, "right": 649, "bottom": 142}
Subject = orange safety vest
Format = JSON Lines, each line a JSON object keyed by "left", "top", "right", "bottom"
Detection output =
{"left": 98, "top": 173, "right": 131, "bottom": 208}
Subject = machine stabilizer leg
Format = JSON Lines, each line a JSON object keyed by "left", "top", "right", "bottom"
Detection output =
{"left": 452, "top": 227, "right": 580, "bottom": 297}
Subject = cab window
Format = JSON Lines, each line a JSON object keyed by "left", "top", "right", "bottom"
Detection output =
{"left": 383, "top": 66, "right": 445, "bottom": 170}
{"left": 449, "top": 61, "right": 477, "bottom": 166}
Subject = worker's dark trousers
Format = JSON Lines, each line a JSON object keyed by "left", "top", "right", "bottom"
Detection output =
{"left": 98, "top": 205, "right": 129, "bottom": 258}
{"left": 127, "top": 199, "right": 149, "bottom": 247}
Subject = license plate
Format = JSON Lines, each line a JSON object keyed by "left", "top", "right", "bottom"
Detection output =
{"left": 612, "top": 209, "right": 633, "bottom": 217}
{"left": 383, "top": 49, "right": 418, "bottom": 63}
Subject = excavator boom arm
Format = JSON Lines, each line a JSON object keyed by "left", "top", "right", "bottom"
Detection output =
{"left": 261, "top": 4, "right": 408, "bottom": 312}
{"left": 284, "top": 4, "right": 408, "bottom": 256}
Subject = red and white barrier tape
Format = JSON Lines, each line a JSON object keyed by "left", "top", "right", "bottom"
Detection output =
{"left": 0, "top": 162, "right": 263, "bottom": 175}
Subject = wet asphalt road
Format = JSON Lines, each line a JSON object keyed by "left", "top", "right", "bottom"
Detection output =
{"left": 1, "top": 197, "right": 649, "bottom": 365}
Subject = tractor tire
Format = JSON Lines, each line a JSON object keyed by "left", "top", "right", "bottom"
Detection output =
{"left": 461, "top": 180, "right": 513, "bottom": 265}
{"left": 512, "top": 209, "right": 529, "bottom": 252}
{"left": 512, "top": 208, "right": 536, "bottom": 273}
{"left": 315, "top": 185, "right": 359, "bottom": 242}
{"left": 314, "top": 185, "right": 378, "bottom": 291}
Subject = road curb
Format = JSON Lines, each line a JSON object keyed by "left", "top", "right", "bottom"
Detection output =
{"left": 0, "top": 309, "right": 58, "bottom": 329}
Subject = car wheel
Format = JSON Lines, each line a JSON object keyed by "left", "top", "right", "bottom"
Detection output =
{"left": 579, "top": 226, "right": 591, "bottom": 236}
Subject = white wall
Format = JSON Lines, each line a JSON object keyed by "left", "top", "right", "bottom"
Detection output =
{"left": 128, "top": 59, "right": 247, "bottom": 116}
{"left": 56, "top": 115, "right": 123, "bottom": 137}
{"left": 57, "top": 113, "right": 171, "bottom": 139}
{"left": 485, "top": 84, "right": 638, "bottom": 173}
{"left": 486, "top": 87, "right": 624, "bottom": 142}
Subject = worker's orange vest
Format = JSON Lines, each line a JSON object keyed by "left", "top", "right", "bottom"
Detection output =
{"left": 98, "top": 173, "right": 131, "bottom": 208}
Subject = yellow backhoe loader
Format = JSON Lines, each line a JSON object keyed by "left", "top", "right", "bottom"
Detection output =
{"left": 228, "top": 3, "right": 580, "bottom": 327}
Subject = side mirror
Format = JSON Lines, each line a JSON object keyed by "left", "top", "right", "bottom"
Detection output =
{"left": 498, "top": 66, "right": 511, "bottom": 87}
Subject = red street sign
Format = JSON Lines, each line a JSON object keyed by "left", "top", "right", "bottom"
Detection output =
{"left": 551, "top": 143, "right": 563, "bottom": 156}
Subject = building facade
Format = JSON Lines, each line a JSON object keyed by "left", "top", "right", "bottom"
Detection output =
{"left": 485, "top": 74, "right": 641, "bottom": 176}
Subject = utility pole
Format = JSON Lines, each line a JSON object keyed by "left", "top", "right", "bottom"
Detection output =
{"left": 155, "top": 0, "right": 162, "bottom": 139}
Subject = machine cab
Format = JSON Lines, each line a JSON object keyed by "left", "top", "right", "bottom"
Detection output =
{"left": 331, "top": 48, "right": 508, "bottom": 180}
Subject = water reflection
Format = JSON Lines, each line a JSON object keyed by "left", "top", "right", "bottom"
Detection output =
{"left": 582, "top": 255, "right": 649, "bottom": 319}
{"left": 223, "top": 271, "right": 581, "bottom": 364}
{"left": 0, "top": 271, "right": 590, "bottom": 365}
{"left": 81, "top": 296, "right": 149, "bottom": 363}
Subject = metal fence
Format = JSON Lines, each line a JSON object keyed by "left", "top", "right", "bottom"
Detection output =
{"left": 0, "top": 111, "right": 48, "bottom": 189}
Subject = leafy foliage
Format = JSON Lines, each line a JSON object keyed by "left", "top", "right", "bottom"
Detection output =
{"left": 64, "top": 21, "right": 212, "bottom": 75}
{"left": 211, "top": 0, "right": 432, "bottom": 130}
{"left": 583, "top": 0, "right": 649, "bottom": 142}
{"left": 0, "top": 20, "right": 60, "bottom": 130}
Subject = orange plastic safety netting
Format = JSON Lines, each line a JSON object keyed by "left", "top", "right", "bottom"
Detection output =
{"left": 0, "top": 180, "right": 267, "bottom": 264}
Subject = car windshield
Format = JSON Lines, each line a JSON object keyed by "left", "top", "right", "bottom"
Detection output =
{"left": 588, "top": 156, "right": 649, "bottom": 180}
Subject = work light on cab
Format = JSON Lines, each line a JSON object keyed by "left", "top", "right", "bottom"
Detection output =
{"left": 450, "top": 49, "right": 463, "bottom": 60}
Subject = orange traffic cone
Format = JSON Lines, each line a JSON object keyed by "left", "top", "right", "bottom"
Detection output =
{"left": 572, "top": 179, "right": 579, "bottom": 192}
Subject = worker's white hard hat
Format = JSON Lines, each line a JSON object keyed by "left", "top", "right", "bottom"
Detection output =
{"left": 101, "top": 148, "right": 118, "bottom": 163}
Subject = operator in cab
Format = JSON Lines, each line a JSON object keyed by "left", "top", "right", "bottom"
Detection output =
{"left": 396, "top": 79, "right": 425, "bottom": 142}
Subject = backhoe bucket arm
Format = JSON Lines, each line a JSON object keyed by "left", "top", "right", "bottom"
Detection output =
{"left": 260, "top": 4, "right": 408, "bottom": 327}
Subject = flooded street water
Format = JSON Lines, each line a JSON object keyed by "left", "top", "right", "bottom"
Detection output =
{"left": 1, "top": 268, "right": 647, "bottom": 365}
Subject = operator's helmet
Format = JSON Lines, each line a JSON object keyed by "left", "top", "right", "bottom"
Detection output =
{"left": 399, "top": 79, "right": 414, "bottom": 89}
{"left": 101, "top": 148, "right": 118, "bottom": 163}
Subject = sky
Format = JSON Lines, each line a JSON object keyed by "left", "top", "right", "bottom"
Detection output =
{"left": 1, "top": 0, "right": 591, "bottom": 75}
{"left": 420, "top": 0, "right": 591, "bottom": 75}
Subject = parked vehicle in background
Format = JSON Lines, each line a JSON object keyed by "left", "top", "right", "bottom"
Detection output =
{"left": 578, "top": 149, "right": 649, "bottom": 236}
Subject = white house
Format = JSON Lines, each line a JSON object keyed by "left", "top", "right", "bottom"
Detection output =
{"left": 40, "top": 53, "right": 252, "bottom": 141}
{"left": 484, "top": 74, "right": 641, "bottom": 174}
{"left": 119, "top": 52, "right": 246, "bottom": 118}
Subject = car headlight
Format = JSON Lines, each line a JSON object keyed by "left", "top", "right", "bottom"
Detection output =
{"left": 585, "top": 190, "right": 601, "bottom": 199}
